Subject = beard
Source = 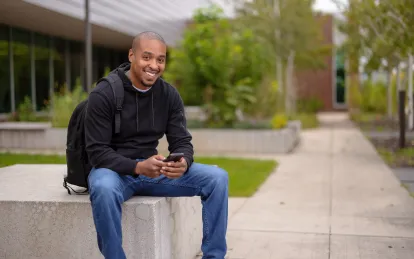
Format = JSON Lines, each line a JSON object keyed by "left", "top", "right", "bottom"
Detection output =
{"left": 140, "top": 79, "right": 154, "bottom": 87}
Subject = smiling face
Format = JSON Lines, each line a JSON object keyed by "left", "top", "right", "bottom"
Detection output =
{"left": 128, "top": 38, "right": 167, "bottom": 89}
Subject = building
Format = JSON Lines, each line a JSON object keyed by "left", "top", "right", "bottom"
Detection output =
{"left": 0, "top": 0, "right": 226, "bottom": 116}
{"left": 295, "top": 13, "right": 347, "bottom": 111}
{"left": 0, "top": 0, "right": 345, "bottom": 117}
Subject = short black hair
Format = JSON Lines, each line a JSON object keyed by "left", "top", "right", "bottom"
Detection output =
{"left": 132, "top": 31, "right": 166, "bottom": 51}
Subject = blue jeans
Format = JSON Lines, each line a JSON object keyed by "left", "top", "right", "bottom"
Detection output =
{"left": 88, "top": 161, "right": 228, "bottom": 259}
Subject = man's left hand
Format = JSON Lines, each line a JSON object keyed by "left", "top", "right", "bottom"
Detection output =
{"left": 160, "top": 158, "right": 187, "bottom": 179}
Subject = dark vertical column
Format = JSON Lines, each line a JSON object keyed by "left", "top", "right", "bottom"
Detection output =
{"left": 49, "top": 37, "right": 54, "bottom": 108}
{"left": 65, "top": 40, "right": 71, "bottom": 91}
{"left": 85, "top": 0, "right": 92, "bottom": 92}
{"left": 30, "top": 31, "right": 36, "bottom": 111}
{"left": 9, "top": 27, "right": 15, "bottom": 113}
{"left": 399, "top": 90, "right": 406, "bottom": 149}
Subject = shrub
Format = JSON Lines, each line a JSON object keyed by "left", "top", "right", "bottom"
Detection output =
{"left": 360, "top": 80, "right": 387, "bottom": 114}
{"left": 297, "top": 97, "right": 323, "bottom": 113}
{"left": 163, "top": 5, "right": 271, "bottom": 127}
{"left": 50, "top": 80, "right": 88, "bottom": 128}
{"left": 8, "top": 96, "right": 37, "bottom": 122}
{"left": 271, "top": 113, "right": 288, "bottom": 129}
{"left": 244, "top": 76, "right": 282, "bottom": 120}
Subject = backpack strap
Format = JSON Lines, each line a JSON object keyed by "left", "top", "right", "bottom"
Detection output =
{"left": 102, "top": 73, "right": 124, "bottom": 134}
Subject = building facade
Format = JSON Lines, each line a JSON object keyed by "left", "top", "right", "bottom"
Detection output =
{"left": 0, "top": 0, "right": 219, "bottom": 115}
{"left": 0, "top": 0, "right": 346, "bottom": 116}
{"left": 0, "top": 23, "right": 128, "bottom": 114}
{"left": 295, "top": 14, "right": 347, "bottom": 111}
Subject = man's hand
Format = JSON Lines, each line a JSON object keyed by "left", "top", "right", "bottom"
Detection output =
{"left": 160, "top": 158, "right": 187, "bottom": 179}
{"left": 135, "top": 155, "right": 166, "bottom": 178}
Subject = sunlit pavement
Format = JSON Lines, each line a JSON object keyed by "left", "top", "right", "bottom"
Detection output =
{"left": 225, "top": 112, "right": 414, "bottom": 259}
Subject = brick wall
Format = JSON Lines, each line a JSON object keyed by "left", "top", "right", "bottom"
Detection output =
{"left": 295, "top": 14, "right": 336, "bottom": 111}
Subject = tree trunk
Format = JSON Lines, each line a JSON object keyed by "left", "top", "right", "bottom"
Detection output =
{"left": 387, "top": 68, "right": 393, "bottom": 119}
{"left": 274, "top": 0, "right": 283, "bottom": 113}
{"left": 397, "top": 62, "right": 406, "bottom": 149}
{"left": 408, "top": 54, "right": 413, "bottom": 130}
{"left": 276, "top": 58, "right": 283, "bottom": 112}
{"left": 285, "top": 50, "right": 296, "bottom": 116}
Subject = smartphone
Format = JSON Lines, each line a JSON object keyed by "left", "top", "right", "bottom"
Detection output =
{"left": 163, "top": 153, "right": 184, "bottom": 162}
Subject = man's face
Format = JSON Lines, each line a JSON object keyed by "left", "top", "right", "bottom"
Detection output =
{"left": 128, "top": 38, "right": 166, "bottom": 87}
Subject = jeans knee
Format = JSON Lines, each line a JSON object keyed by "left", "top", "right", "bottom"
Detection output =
{"left": 212, "top": 167, "right": 229, "bottom": 188}
{"left": 89, "top": 168, "right": 122, "bottom": 202}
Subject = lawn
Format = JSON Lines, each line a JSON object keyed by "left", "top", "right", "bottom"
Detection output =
{"left": 0, "top": 153, "right": 277, "bottom": 197}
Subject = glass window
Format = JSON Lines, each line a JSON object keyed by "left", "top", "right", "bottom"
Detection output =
{"left": 117, "top": 50, "right": 128, "bottom": 64}
{"left": 70, "top": 40, "right": 83, "bottom": 90}
{"left": 94, "top": 45, "right": 112, "bottom": 80}
{"left": 0, "top": 24, "right": 10, "bottom": 113}
{"left": 335, "top": 48, "right": 346, "bottom": 104}
{"left": 92, "top": 45, "right": 99, "bottom": 83}
{"left": 34, "top": 33, "right": 50, "bottom": 111}
{"left": 53, "top": 37, "right": 65, "bottom": 93}
{"left": 12, "top": 27, "right": 31, "bottom": 110}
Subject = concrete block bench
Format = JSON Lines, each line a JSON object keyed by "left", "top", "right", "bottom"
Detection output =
{"left": 0, "top": 164, "right": 202, "bottom": 259}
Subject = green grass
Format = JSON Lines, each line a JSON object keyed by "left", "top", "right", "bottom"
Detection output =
{"left": 0, "top": 153, "right": 66, "bottom": 167}
{"left": 0, "top": 153, "right": 277, "bottom": 197}
{"left": 196, "top": 157, "right": 277, "bottom": 196}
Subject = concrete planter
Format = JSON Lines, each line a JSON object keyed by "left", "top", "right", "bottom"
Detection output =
{"left": 0, "top": 121, "right": 301, "bottom": 154}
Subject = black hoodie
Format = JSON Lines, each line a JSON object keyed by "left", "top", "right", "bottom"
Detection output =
{"left": 84, "top": 63, "right": 194, "bottom": 176}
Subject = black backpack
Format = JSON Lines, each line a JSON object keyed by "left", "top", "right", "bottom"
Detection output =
{"left": 63, "top": 72, "right": 124, "bottom": 195}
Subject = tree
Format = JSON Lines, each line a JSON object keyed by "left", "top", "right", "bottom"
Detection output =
{"left": 335, "top": 0, "right": 414, "bottom": 147}
{"left": 233, "top": 0, "right": 330, "bottom": 116}
{"left": 163, "top": 5, "right": 269, "bottom": 127}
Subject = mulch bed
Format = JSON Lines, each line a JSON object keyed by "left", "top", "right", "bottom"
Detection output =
{"left": 368, "top": 137, "right": 414, "bottom": 168}
{"left": 358, "top": 117, "right": 399, "bottom": 132}
{"left": 369, "top": 137, "right": 414, "bottom": 152}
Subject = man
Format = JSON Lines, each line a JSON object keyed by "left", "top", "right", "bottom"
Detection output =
{"left": 84, "top": 31, "right": 228, "bottom": 259}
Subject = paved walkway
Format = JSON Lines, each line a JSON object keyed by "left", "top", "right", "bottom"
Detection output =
{"left": 225, "top": 112, "right": 414, "bottom": 259}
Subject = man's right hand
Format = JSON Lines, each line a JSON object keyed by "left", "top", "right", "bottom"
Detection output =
{"left": 135, "top": 155, "right": 166, "bottom": 178}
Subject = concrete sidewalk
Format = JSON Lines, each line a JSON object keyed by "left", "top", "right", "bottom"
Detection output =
{"left": 226, "top": 113, "right": 414, "bottom": 259}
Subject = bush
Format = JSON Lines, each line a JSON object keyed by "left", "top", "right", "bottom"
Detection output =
{"left": 163, "top": 5, "right": 271, "bottom": 127}
{"left": 244, "top": 76, "right": 282, "bottom": 120}
{"left": 270, "top": 113, "right": 288, "bottom": 129}
{"left": 50, "top": 80, "right": 88, "bottom": 128}
{"left": 360, "top": 80, "right": 387, "bottom": 114}
{"left": 8, "top": 96, "right": 37, "bottom": 122}
{"left": 297, "top": 97, "right": 323, "bottom": 113}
